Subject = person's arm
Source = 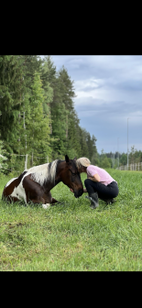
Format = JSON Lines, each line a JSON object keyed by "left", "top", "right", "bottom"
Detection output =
{"left": 88, "top": 173, "right": 100, "bottom": 182}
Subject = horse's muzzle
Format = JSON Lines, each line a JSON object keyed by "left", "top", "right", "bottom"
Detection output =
{"left": 74, "top": 188, "right": 83, "bottom": 198}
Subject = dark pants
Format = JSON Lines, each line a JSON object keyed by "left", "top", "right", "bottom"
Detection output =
{"left": 84, "top": 179, "right": 119, "bottom": 201}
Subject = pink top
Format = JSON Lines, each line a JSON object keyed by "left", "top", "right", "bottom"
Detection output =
{"left": 87, "top": 165, "right": 117, "bottom": 186}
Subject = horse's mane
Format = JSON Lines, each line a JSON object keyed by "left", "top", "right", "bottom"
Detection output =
{"left": 26, "top": 159, "right": 61, "bottom": 186}
{"left": 47, "top": 159, "right": 61, "bottom": 185}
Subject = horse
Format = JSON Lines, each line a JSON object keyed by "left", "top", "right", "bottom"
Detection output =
{"left": 2, "top": 155, "right": 83, "bottom": 208}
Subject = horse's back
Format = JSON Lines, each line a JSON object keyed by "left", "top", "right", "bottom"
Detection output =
{"left": 2, "top": 171, "right": 27, "bottom": 203}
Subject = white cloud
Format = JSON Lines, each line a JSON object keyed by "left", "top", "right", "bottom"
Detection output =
{"left": 41, "top": 55, "right": 142, "bottom": 153}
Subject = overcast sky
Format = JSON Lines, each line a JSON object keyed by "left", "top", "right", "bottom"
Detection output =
{"left": 46, "top": 56, "right": 142, "bottom": 154}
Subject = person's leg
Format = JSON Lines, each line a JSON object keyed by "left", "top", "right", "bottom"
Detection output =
{"left": 84, "top": 179, "right": 119, "bottom": 201}
{"left": 98, "top": 182, "right": 119, "bottom": 203}
{"left": 84, "top": 179, "right": 99, "bottom": 208}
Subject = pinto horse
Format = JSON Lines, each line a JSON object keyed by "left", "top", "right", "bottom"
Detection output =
{"left": 2, "top": 155, "right": 83, "bottom": 208}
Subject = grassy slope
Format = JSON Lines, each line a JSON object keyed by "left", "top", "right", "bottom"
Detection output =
{"left": 0, "top": 170, "right": 142, "bottom": 271}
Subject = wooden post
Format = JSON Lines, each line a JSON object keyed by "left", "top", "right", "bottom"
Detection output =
{"left": 32, "top": 152, "right": 33, "bottom": 166}
{"left": 25, "top": 154, "right": 28, "bottom": 170}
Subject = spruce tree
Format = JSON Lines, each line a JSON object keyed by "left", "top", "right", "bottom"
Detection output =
{"left": 50, "top": 76, "right": 68, "bottom": 158}
{"left": 0, "top": 55, "right": 25, "bottom": 153}
{"left": 25, "top": 72, "right": 51, "bottom": 164}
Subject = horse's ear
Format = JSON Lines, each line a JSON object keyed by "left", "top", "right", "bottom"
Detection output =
{"left": 73, "top": 157, "right": 77, "bottom": 161}
{"left": 65, "top": 155, "right": 69, "bottom": 163}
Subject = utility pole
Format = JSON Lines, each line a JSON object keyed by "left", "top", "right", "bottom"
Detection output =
{"left": 117, "top": 138, "right": 119, "bottom": 168}
{"left": 127, "top": 118, "right": 129, "bottom": 170}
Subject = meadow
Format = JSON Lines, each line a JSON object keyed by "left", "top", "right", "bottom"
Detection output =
{"left": 0, "top": 169, "right": 142, "bottom": 271}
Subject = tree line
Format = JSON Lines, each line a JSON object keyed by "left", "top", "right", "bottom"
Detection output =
{"left": 0, "top": 55, "right": 98, "bottom": 173}
{"left": 1, "top": 55, "right": 142, "bottom": 174}
{"left": 97, "top": 146, "right": 142, "bottom": 169}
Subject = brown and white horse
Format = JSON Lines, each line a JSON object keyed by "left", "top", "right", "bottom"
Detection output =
{"left": 2, "top": 155, "right": 83, "bottom": 208}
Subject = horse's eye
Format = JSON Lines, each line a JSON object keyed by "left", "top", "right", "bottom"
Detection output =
{"left": 69, "top": 169, "right": 76, "bottom": 176}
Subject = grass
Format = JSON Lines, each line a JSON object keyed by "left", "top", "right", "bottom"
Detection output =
{"left": 0, "top": 169, "right": 142, "bottom": 271}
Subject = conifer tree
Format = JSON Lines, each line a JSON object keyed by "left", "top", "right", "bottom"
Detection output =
{"left": 25, "top": 72, "right": 51, "bottom": 164}
{"left": 50, "top": 76, "right": 68, "bottom": 158}
{"left": 0, "top": 55, "right": 25, "bottom": 153}
{"left": 0, "top": 55, "right": 99, "bottom": 173}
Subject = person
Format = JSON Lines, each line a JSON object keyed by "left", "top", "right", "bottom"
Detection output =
{"left": 71, "top": 157, "right": 119, "bottom": 209}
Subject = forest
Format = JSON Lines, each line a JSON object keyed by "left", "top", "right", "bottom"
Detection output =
{"left": 0, "top": 55, "right": 98, "bottom": 173}
{"left": 0, "top": 55, "right": 142, "bottom": 174}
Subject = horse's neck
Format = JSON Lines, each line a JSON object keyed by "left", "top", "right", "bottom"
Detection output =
{"left": 43, "top": 160, "right": 65, "bottom": 192}
{"left": 54, "top": 161, "right": 65, "bottom": 186}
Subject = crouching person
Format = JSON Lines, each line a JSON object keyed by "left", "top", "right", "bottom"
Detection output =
{"left": 75, "top": 157, "right": 119, "bottom": 209}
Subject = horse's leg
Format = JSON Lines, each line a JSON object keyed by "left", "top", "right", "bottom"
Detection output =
{"left": 28, "top": 192, "right": 58, "bottom": 208}
{"left": 51, "top": 195, "right": 65, "bottom": 206}
{"left": 29, "top": 197, "right": 45, "bottom": 204}
{"left": 50, "top": 197, "right": 59, "bottom": 205}
{"left": 51, "top": 198, "right": 59, "bottom": 204}
{"left": 44, "top": 192, "right": 58, "bottom": 206}
{"left": 23, "top": 176, "right": 60, "bottom": 208}
{"left": 23, "top": 176, "right": 48, "bottom": 205}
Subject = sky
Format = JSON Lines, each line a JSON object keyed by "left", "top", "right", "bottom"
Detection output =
{"left": 44, "top": 56, "right": 142, "bottom": 154}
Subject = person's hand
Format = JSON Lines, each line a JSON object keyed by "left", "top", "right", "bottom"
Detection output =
{"left": 88, "top": 174, "right": 100, "bottom": 182}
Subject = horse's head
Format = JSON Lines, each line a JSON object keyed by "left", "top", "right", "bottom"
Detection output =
{"left": 60, "top": 155, "right": 83, "bottom": 198}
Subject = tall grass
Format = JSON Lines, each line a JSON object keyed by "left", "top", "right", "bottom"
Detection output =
{"left": 0, "top": 169, "right": 142, "bottom": 271}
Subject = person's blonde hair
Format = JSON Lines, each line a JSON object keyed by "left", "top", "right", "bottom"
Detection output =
{"left": 76, "top": 157, "right": 91, "bottom": 169}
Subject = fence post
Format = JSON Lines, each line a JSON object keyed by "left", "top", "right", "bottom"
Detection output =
{"left": 118, "top": 162, "right": 142, "bottom": 171}
{"left": 32, "top": 152, "right": 33, "bottom": 166}
{"left": 25, "top": 154, "right": 28, "bottom": 170}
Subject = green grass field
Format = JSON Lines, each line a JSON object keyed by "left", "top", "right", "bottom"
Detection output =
{"left": 0, "top": 169, "right": 142, "bottom": 271}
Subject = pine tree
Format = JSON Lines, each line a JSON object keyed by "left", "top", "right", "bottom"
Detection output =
{"left": 25, "top": 72, "right": 51, "bottom": 164}
{"left": 0, "top": 55, "right": 25, "bottom": 153}
{"left": 0, "top": 55, "right": 99, "bottom": 172}
{"left": 50, "top": 78, "right": 68, "bottom": 158}
{"left": 120, "top": 153, "right": 127, "bottom": 165}
{"left": 78, "top": 128, "right": 89, "bottom": 158}
{"left": 40, "top": 56, "right": 54, "bottom": 133}
{"left": 43, "top": 63, "right": 68, "bottom": 158}
{"left": 86, "top": 132, "right": 97, "bottom": 161}
{"left": 56, "top": 66, "right": 81, "bottom": 157}
{"left": 65, "top": 109, "right": 80, "bottom": 158}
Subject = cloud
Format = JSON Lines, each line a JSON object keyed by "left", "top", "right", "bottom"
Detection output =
{"left": 75, "top": 97, "right": 142, "bottom": 124}
{"left": 42, "top": 55, "right": 142, "bottom": 153}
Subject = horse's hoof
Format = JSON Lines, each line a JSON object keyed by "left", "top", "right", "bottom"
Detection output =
{"left": 42, "top": 203, "right": 50, "bottom": 209}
